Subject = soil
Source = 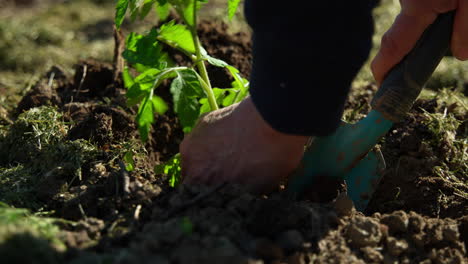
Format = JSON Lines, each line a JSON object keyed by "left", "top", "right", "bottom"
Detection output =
{"left": 1, "top": 20, "right": 467, "bottom": 264}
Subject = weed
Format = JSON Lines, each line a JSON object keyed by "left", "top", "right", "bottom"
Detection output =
{"left": 419, "top": 89, "right": 467, "bottom": 199}
{"left": 0, "top": 203, "right": 66, "bottom": 263}
{"left": 0, "top": 106, "right": 98, "bottom": 209}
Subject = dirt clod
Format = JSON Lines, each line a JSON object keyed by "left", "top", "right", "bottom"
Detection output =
{"left": 252, "top": 238, "right": 284, "bottom": 261}
{"left": 386, "top": 237, "right": 408, "bottom": 256}
{"left": 380, "top": 211, "right": 409, "bottom": 235}
{"left": 275, "top": 230, "right": 304, "bottom": 252}
{"left": 333, "top": 192, "right": 355, "bottom": 217}
{"left": 346, "top": 216, "right": 382, "bottom": 248}
{"left": 361, "top": 246, "right": 384, "bottom": 263}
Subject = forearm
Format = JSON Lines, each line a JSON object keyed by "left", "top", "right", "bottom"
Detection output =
{"left": 244, "top": 1, "right": 377, "bottom": 136}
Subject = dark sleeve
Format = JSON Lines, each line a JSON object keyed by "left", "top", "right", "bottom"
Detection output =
{"left": 244, "top": 1, "right": 377, "bottom": 136}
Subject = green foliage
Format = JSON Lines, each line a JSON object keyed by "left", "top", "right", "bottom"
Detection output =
{"left": 124, "top": 151, "right": 135, "bottom": 171}
{"left": 116, "top": 0, "right": 249, "bottom": 187}
{"left": 0, "top": 107, "right": 98, "bottom": 209}
{"left": 171, "top": 69, "right": 205, "bottom": 132}
{"left": 181, "top": 217, "right": 193, "bottom": 234}
{"left": 158, "top": 21, "right": 195, "bottom": 54}
{"left": 228, "top": 0, "right": 241, "bottom": 20}
{"left": 0, "top": 204, "right": 66, "bottom": 263}
{"left": 155, "top": 154, "right": 181, "bottom": 187}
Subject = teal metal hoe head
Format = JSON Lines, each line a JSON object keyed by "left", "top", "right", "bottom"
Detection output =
{"left": 286, "top": 110, "right": 392, "bottom": 211}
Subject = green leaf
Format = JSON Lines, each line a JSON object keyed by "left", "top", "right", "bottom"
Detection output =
{"left": 199, "top": 88, "right": 227, "bottom": 114}
{"left": 222, "top": 88, "right": 238, "bottom": 106}
{"left": 123, "top": 29, "right": 173, "bottom": 71}
{"left": 122, "top": 67, "right": 135, "bottom": 88}
{"left": 227, "top": 65, "right": 249, "bottom": 103}
{"left": 129, "top": 0, "right": 139, "bottom": 21}
{"left": 124, "top": 151, "right": 135, "bottom": 171}
{"left": 158, "top": 21, "right": 195, "bottom": 54}
{"left": 126, "top": 83, "right": 146, "bottom": 106}
{"left": 155, "top": 153, "right": 181, "bottom": 187}
{"left": 115, "top": 0, "right": 129, "bottom": 28}
{"left": 137, "top": 96, "right": 155, "bottom": 142}
{"left": 152, "top": 95, "right": 169, "bottom": 114}
{"left": 170, "top": 69, "right": 204, "bottom": 132}
{"left": 228, "top": 0, "right": 241, "bottom": 20}
{"left": 181, "top": 0, "right": 196, "bottom": 26}
{"left": 181, "top": 217, "right": 193, "bottom": 234}
{"left": 201, "top": 47, "right": 228, "bottom": 67}
{"left": 156, "top": 0, "right": 171, "bottom": 21}
{"left": 126, "top": 68, "right": 160, "bottom": 106}
{"left": 140, "top": 0, "right": 156, "bottom": 19}
{"left": 134, "top": 68, "right": 161, "bottom": 90}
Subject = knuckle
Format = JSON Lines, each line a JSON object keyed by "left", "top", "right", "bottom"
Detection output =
{"left": 451, "top": 39, "right": 468, "bottom": 61}
{"left": 452, "top": 48, "right": 468, "bottom": 61}
{"left": 432, "top": 0, "right": 457, "bottom": 13}
{"left": 380, "top": 32, "right": 402, "bottom": 59}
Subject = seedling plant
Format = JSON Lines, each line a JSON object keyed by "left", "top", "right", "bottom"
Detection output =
{"left": 115, "top": 0, "right": 248, "bottom": 186}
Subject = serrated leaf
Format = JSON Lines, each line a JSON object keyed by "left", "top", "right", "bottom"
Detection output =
{"left": 152, "top": 95, "right": 169, "bottom": 114}
{"left": 115, "top": 0, "right": 129, "bottom": 28}
{"left": 170, "top": 69, "right": 204, "bottom": 132}
{"left": 170, "top": 0, "right": 205, "bottom": 26}
{"left": 226, "top": 65, "right": 249, "bottom": 103}
{"left": 134, "top": 68, "right": 161, "bottom": 90}
{"left": 158, "top": 21, "right": 195, "bottom": 54}
{"left": 206, "top": 56, "right": 228, "bottom": 67}
{"left": 124, "top": 151, "right": 135, "bottom": 171}
{"left": 201, "top": 48, "right": 229, "bottom": 67}
{"left": 129, "top": 0, "right": 139, "bottom": 21}
{"left": 156, "top": 0, "right": 171, "bottom": 21}
{"left": 137, "top": 96, "right": 155, "bottom": 142}
{"left": 140, "top": 0, "right": 156, "bottom": 19}
{"left": 126, "top": 83, "right": 146, "bottom": 103}
{"left": 154, "top": 153, "right": 181, "bottom": 187}
{"left": 127, "top": 67, "right": 181, "bottom": 107}
{"left": 123, "top": 29, "right": 173, "bottom": 70}
{"left": 122, "top": 67, "right": 135, "bottom": 88}
{"left": 228, "top": 0, "right": 241, "bottom": 20}
{"left": 222, "top": 89, "right": 238, "bottom": 106}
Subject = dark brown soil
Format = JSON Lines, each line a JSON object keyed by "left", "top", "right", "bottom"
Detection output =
{"left": 2, "top": 20, "right": 467, "bottom": 264}
{"left": 367, "top": 98, "right": 468, "bottom": 219}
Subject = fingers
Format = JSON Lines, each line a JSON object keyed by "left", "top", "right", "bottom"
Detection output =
{"left": 371, "top": 11, "right": 437, "bottom": 84}
{"left": 452, "top": 0, "right": 468, "bottom": 60}
{"left": 371, "top": 0, "right": 462, "bottom": 84}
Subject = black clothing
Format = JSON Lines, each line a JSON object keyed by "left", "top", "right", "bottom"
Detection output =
{"left": 244, "top": 1, "right": 377, "bottom": 136}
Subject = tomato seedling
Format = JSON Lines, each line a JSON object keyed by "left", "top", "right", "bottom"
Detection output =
{"left": 115, "top": 0, "right": 249, "bottom": 185}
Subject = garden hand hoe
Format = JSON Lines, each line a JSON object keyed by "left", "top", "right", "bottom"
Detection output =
{"left": 286, "top": 12, "right": 455, "bottom": 211}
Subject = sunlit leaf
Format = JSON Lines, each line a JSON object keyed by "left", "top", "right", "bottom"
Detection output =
{"left": 115, "top": 0, "right": 129, "bottom": 28}
{"left": 170, "top": 69, "right": 204, "bottom": 132}
{"left": 152, "top": 95, "right": 169, "bottom": 114}
{"left": 158, "top": 21, "right": 195, "bottom": 54}
{"left": 140, "top": 0, "right": 156, "bottom": 19}
{"left": 155, "top": 153, "right": 181, "bottom": 187}
{"left": 124, "top": 151, "right": 135, "bottom": 171}
{"left": 228, "top": 0, "right": 241, "bottom": 20}
{"left": 123, "top": 29, "right": 173, "bottom": 71}
{"left": 156, "top": 0, "right": 171, "bottom": 21}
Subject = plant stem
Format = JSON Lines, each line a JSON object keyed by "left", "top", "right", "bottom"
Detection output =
{"left": 188, "top": 0, "right": 218, "bottom": 111}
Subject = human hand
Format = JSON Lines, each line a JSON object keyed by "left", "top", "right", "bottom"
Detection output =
{"left": 371, "top": 0, "right": 468, "bottom": 85}
{"left": 180, "top": 97, "right": 309, "bottom": 194}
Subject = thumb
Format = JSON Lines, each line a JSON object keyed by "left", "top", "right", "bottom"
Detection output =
{"left": 371, "top": 12, "right": 437, "bottom": 85}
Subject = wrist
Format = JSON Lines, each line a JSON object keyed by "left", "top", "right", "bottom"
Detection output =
{"left": 239, "top": 97, "right": 310, "bottom": 146}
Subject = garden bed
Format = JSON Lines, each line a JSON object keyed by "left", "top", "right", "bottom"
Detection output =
{"left": 0, "top": 2, "right": 467, "bottom": 264}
